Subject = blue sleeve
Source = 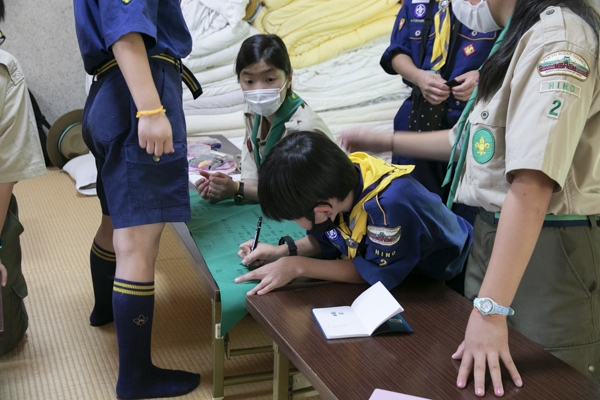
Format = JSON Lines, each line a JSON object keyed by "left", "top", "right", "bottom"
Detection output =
{"left": 100, "top": 0, "right": 159, "bottom": 49}
{"left": 308, "top": 231, "right": 343, "bottom": 260}
{"left": 352, "top": 176, "right": 472, "bottom": 290}
{"left": 380, "top": 3, "right": 411, "bottom": 75}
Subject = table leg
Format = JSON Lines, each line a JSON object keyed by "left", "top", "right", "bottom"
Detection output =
{"left": 212, "top": 298, "right": 225, "bottom": 400}
{"left": 273, "top": 341, "right": 290, "bottom": 400}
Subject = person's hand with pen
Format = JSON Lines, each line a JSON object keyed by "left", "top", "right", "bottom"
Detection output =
{"left": 235, "top": 215, "right": 364, "bottom": 295}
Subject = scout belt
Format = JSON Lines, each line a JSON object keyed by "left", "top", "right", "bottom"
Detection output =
{"left": 479, "top": 208, "right": 600, "bottom": 228}
{"left": 94, "top": 53, "right": 202, "bottom": 99}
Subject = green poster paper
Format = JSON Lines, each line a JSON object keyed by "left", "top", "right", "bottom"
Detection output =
{"left": 185, "top": 190, "right": 306, "bottom": 335}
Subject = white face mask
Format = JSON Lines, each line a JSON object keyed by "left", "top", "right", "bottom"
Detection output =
{"left": 243, "top": 79, "right": 288, "bottom": 116}
{"left": 452, "top": 0, "right": 500, "bottom": 33}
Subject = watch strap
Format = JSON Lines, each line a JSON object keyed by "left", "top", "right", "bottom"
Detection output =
{"left": 493, "top": 303, "right": 515, "bottom": 316}
{"left": 278, "top": 236, "right": 297, "bottom": 256}
{"left": 234, "top": 181, "right": 244, "bottom": 203}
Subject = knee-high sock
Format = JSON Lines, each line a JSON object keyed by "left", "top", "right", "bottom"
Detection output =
{"left": 112, "top": 278, "right": 200, "bottom": 399}
{"left": 89, "top": 241, "right": 116, "bottom": 326}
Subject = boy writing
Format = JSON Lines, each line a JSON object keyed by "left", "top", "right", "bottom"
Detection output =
{"left": 236, "top": 131, "right": 472, "bottom": 295}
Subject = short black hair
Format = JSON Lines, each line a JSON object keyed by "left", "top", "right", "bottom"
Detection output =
{"left": 235, "top": 34, "right": 291, "bottom": 78}
{"left": 258, "top": 131, "right": 358, "bottom": 221}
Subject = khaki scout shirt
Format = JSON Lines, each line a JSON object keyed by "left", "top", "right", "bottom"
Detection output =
{"left": 450, "top": 7, "right": 600, "bottom": 215}
{"left": 240, "top": 102, "right": 333, "bottom": 182}
{"left": 0, "top": 50, "right": 46, "bottom": 183}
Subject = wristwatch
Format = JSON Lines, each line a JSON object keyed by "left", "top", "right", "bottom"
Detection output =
{"left": 473, "top": 297, "right": 514, "bottom": 316}
{"left": 278, "top": 236, "right": 298, "bottom": 256}
{"left": 233, "top": 181, "right": 244, "bottom": 203}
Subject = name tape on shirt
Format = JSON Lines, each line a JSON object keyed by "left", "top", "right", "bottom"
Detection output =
{"left": 540, "top": 80, "right": 581, "bottom": 98}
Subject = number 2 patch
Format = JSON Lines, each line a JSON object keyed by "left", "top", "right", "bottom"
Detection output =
{"left": 547, "top": 97, "right": 563, "bottom": 119}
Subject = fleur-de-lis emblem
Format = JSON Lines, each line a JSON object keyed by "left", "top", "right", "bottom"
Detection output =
{"left": 133, "top": 315, "right": 148, "bottom": 326}
{"left": 474, "top": 136, "right": 490, "bottom": 156}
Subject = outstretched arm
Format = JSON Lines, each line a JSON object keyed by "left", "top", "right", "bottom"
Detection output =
{"left": 453, "top": 168, "right": 555, "bottom": 397}
{"left": 339, "top": 128, "right": 453, "bottom": 162}
{"left": 236, "top": 235, "right": 364, "bottom": 295}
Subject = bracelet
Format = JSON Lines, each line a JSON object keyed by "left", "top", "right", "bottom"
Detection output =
{"left": 278, "top": 236, "right": 298, "bottom": 256}
{"left": 136, "top": 106, "right": 166, "bottom": 118}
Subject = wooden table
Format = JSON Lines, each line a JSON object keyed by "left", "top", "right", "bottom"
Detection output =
{"left": 247, "top": 275, "right": 600, "bottom": 400}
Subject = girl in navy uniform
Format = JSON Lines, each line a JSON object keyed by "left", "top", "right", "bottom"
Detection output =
{"left": 234, "top": 131, "right": 472, "bottom": 296}
{"left": 382, "top": 0, "right": 498, "bottom": 223}
{"left": 342, "top": 0, "right": 600, "bottom": 396}
{"left": 74, "top": 0, "right": 201, "bottom": 398}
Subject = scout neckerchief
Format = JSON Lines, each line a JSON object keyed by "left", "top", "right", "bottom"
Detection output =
{"left": 251, "top": 92, "right": 304, "bottom": 168}
{"left": 337, "top": 153, "right": 414, "bottom": 258}
{"left": 442, "top": 17, "right": 511, "bottom": 208}
{"left": 431, "top": 0, "right": 451, "bottom": 71}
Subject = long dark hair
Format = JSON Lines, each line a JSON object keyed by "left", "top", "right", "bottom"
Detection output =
{"left": 478, "top": 0, "right": 600, "bottom": 101}
{"left": 0, "top": 0, "right": 5, "bottom": 21}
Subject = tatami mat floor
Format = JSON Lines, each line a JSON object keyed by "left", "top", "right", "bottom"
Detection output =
{"left": 0, "top": 168, "right": 301, "bottom": 400}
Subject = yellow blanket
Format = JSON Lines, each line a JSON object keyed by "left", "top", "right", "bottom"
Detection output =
{"left": 253, "top": 0, "right": 401, "bottom": 69}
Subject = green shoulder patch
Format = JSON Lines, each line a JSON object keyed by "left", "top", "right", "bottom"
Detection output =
{"left": 472, "top": 128, "right": 495, "bottom": 164}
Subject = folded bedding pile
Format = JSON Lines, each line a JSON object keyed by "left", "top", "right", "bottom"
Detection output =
{"left": 181, "top": 0, "right": 409, "bottom": 142}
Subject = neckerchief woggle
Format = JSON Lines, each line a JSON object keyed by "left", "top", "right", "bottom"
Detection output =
{"left": 337, "top": 153, "right": 414, "bottom": 259}
{"left": 251, "top": 92, "right": 304, "bottom": 168}
{"left": 442, "top": 17, "right": 511, "bottom": 208}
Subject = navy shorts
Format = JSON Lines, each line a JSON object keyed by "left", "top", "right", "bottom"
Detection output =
{"left": 82, "top": 60, "right": 190, "bottom": 229}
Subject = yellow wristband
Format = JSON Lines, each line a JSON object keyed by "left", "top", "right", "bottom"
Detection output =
{"left": 136, "top": 106, "right": 166, "bottom": 118}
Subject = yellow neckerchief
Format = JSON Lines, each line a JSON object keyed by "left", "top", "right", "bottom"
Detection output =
{"left": 431, "top": 0, "right": 451, "bottom": 71}
{"left": 338, "top": 153, "right": 414, "bottom": 258}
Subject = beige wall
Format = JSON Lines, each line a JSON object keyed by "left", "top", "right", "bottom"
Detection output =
{"left": 2, "top": 0, "right": 87, "bottom": 126}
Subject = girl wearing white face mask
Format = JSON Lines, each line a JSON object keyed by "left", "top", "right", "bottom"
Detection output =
{"left": 452, "top": 0, "right": 502, "bottom": 33}
{"left": 342, "top": 0, "right": 600, "bottom": 395}
{"left": 196, "top": 34, "right": 333, "bottom": 204}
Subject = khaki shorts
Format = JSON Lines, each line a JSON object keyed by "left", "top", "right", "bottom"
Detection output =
{"left": 465, "top": 214, "right": 600, "bottom": 382}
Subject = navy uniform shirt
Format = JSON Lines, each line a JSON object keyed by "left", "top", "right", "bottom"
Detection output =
{"left": 381, "top": 0, "right": 497, "bottom": 126}
{"left": 74, "top": 0, "right": 193, "bottom": 74}
{"left": 309, "top": 166, "right": 473, "bottom": 290}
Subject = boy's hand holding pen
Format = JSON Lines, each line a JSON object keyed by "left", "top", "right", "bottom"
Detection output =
{"left": 251, "top": 216, "right": 262, "bottom": 252}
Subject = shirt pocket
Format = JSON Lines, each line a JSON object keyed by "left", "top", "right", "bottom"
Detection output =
{"left": 464, "top": 98, "right": 509, "bottom": 187}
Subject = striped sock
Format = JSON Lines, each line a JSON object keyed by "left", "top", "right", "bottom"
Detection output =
{"left": 89, "top": 241, "right": 116, "bottom": 326}
{"left": 113, "top": 278, "right": 200, "bottom": 399}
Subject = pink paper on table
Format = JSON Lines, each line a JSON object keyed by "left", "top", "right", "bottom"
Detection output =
{"left": 369, "top": 389, "right": 432, "bottom": 400}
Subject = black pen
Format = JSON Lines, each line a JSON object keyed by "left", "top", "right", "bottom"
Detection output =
{"left": 251, "top": 216, "right": 262, "bottom": 252}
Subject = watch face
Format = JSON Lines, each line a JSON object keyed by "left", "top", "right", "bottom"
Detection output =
{"left": 480, "top": 299, "right": 493, "bottom": 313}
